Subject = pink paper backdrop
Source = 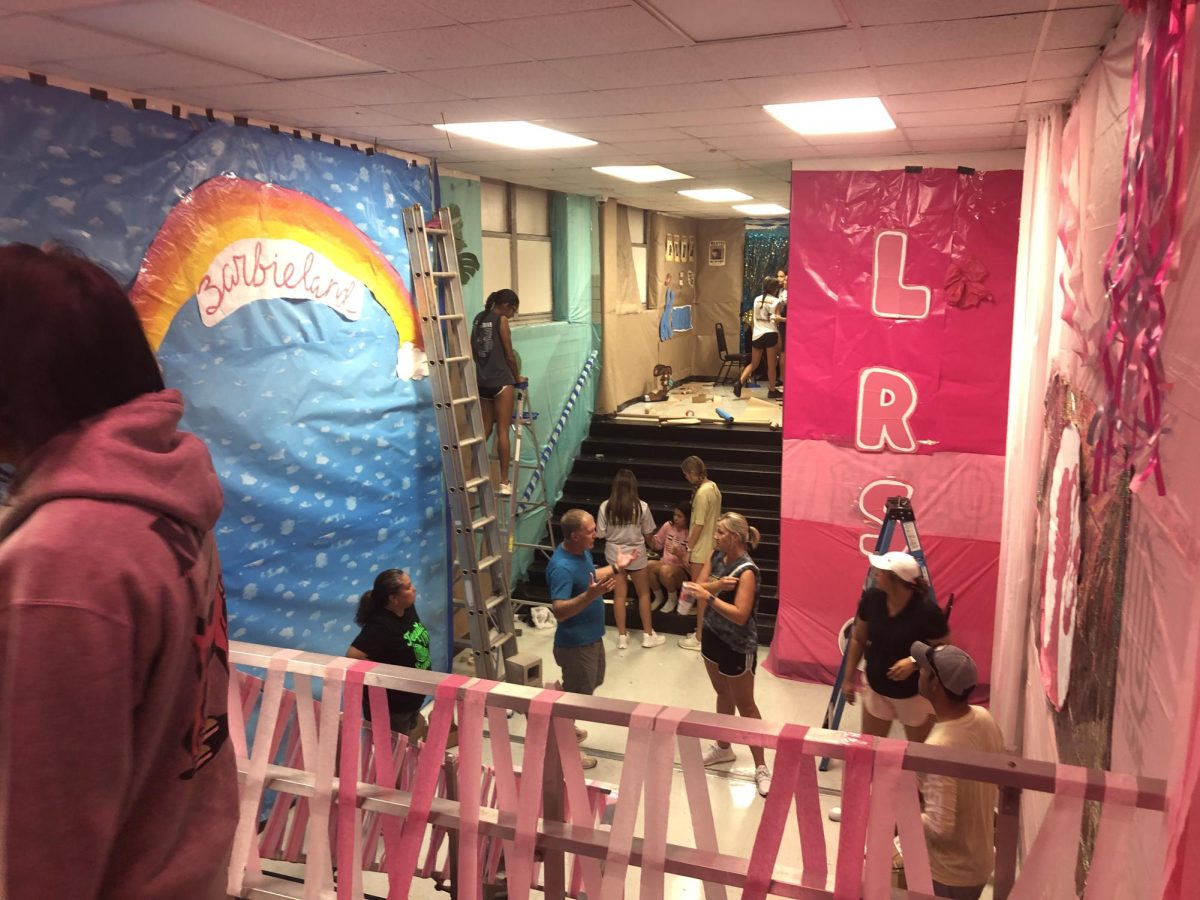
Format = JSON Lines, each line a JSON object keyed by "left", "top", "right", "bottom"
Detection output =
{"left": 769, "top": 168, "right": 1021, "bottom": 691}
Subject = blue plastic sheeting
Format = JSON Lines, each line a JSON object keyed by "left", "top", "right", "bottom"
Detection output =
{"left": 0, "top": 78, "right": 449, "bottom": 670}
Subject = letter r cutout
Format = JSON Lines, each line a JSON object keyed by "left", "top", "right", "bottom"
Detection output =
{"left": 856, "top": 367, "right": 918, "bottom": 453}
{"left": 872, "top": 231, "right": 930, "bottom": 319}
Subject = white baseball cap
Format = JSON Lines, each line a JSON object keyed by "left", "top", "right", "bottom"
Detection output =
{"left": 868, "top": 550, "right": 921, "bottom": 584}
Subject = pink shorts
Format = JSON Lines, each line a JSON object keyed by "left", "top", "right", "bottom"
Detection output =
{"left": 862, "top": 684, "right": 935, "bottom": 727}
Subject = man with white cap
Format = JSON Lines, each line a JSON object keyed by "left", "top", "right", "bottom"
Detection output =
{"left": 911, "top": 641, "right": 1005, "bottom": 899}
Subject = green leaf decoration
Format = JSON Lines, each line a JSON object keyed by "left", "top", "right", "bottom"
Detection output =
{"left": 446, "top": 203, "right": 478, "bottom": 284}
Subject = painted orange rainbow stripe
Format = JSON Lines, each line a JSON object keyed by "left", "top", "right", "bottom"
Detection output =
{"left": 129, "top": 176, "right": 419, "bottom": 351}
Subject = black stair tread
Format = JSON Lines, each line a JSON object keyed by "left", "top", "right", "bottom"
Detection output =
{"left": 574, "top": 454, "right": 782, "bottom": 475}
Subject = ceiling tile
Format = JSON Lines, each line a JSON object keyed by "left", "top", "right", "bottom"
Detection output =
{"left": 1023, "top": 76, "right": 1086, "bottom": 104}
{"left": 601, "top": 137, "right": 713, "bottom": 154}
{"left": 905, "top": 122, "right": 1017, "bottom": 140}
{"left": 489, "top": 91, "right": 635, "bottom": 119}
{"left": 706, "top": 133, "right": 817, "bottom": 151}
{"left": 692, "top": 30, "right": 866, "bottom": 79}
{"left": 727, "top": 69, "right": 880, "bottom": 105}
{"left": 811, "top": 139, "right": 912, "bottom": 156}
{"left": 34, "top": 52, "right": 263, "bottom": 90}
{"left": 199, "top": 0, "right": 454, "bottom": 38}
{"left": 647, "top": 107, "right": 768, "bottom": 127}
{"left": 366, "top": 97, "right": 510, "bottom": 123}
{"left": 542, "top": 114, "right": 658, "bottom": 131}
{"left": 1044, "top": 5, "right": 1122, "bottom": 49}
{"left": 284, "top": 73, "right": 459, "bottom": 105}
{"left": 876, "top": 54, "right": 1033, "bottom": 94}
{"left": 409, "top": 61, "right": 588, "bottom": 98}
{"left": 845, "top": 0, "right": 1114, "bottom": 27}
{"left": 319, "top": 25, "right": 528, "bottom": 71}
{"left": 896, "top": 105, "right": 1021, "bottom": 127}
{"left": 542, "top": 46, "right": 713, "bottom": 90}
{"left": 910, "top": 135, "right": 1015, "bottom": 152}
{"left": 0, "top": 0, "right": 130, "bottom": 9}
{"left": 797, "top": 129, "right": 906, "bottom": 146}
{"left": 169, "top": 80, "right": 349, "bottom": 111}
{"left": 470, "top": 6, "right": 686, "bottom": 60}
{"left": 367, "top": 124, "right": 447, "bottom": 140}
{"left": 678, "top": 121, "right": 794, "bottom": 139}
{"left": 582, "top": 126, "right": 693, "bottom": 142}
{"left": 0, "top": 14, "right": 153, "bottom": 64}
{"left": 648, "top": 0, "right": 844, "bottom": 41}
{"left": 250, "top": 105, "right": 410, "bottom": 129}
{"left": 887, "top": 83, "right": 1027, "bottom": 113}
{"left": 1032, "top": 46, "right": 1101, "bottom": 80}
{"left": 860, "top": 14, "right": 1044, "bottom": 65}
{"left": 424, "top": 0, "right": 624, "bottom": 24}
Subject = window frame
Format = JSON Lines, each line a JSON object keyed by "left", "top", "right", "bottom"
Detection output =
{"left": 481, "top": 179, "right": 554, "bottom": 323}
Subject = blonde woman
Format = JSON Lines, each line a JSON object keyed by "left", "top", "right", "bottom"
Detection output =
{"left": 679, "top": 455, "right": 721, "bottom": 650}
{"left": 596, "top": 468, "right": 664, "bottom": 650}
{"left": 683, "top": 512, "right": 771, "bottom": 796}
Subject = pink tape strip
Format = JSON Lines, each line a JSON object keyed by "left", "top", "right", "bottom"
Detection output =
{"left": 1083, "top": 773, "right": 1141, "bottom": 900}
{"left": 337, "top": 661, "right": 376, "bottom": 900}
{"left": 677, "top": 734, "right": 730, "bottom": 900}
{"left": 485, "top": 704, "right": 517, "bottom": 881}
{"left": 863, "top": 739, "right": 905, "bottom": 898}
{"left": 601, "top": 703, "right": 663, "bottom": 898}
{"left": 640, "top": 706, "right": 689, "bottom": 900}
{"left": 226, "top": 667, "right": 250, "bottom": 763}
{"left": 551, "top": 716, "right": 604, "bottom": 900}
{"left": 307, "top": 658, "right": 352, "bottom": 900}
{"left": 1007, "top": 763, "right": 1087, "bottom": 900}
{"left": 457, "top": 679, "right": 491, "bottom": 900}
{"left": 389, "top": 673, "right": 468, "bottom": 900}
{"left": 743, "top": 723, "right": 810, "bottom": 900}
{"left": 893, "top": 770, "right": 933, "bottom": 898}
{"left": 367, "top": 684, "right": 404, "bottom": 880}
{"left": 508, "top": 689, "right": 563, "bottom": 900}
{"left": 790, "top": 729, "right": 828, "bottom": 887}
{"left": 833, "top": 735, "right": 875, "bottom": 900}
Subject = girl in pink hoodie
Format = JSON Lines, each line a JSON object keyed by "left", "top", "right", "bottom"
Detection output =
{"left": 647, "top": 500, "right": 691, "bottom": 614}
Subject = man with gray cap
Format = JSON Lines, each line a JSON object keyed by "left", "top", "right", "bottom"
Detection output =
{"left": 911, "top": 641, "right": 1005, "bottom": 899}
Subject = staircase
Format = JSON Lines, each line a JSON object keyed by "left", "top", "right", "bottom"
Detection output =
{"left": 514, "top": 417, "right": 782, "bottom": 645}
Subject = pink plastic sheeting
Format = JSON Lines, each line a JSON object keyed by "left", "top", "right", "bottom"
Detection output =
{"left": 766, "top": 517, "right": 997, "bottom": 694}
{"left": 784, "top": 169, "right": 1022, "bottom": 457}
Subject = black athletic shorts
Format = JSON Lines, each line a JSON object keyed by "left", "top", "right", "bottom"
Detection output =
{"left": 478, "top": 382, "right": 512, "bottom": 400}
{"left": 751, "top": 332, "right": 779, "bottom": 350}
{"left": 701, "top": 628, "right": 757, "bottom": 677}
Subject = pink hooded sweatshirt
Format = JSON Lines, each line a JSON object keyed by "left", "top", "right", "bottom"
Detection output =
{"left": 0, "top": 390, "right": 237, "bottom": 899}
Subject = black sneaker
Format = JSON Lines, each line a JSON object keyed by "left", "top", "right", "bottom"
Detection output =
{"left": 733, "top": 380, "right": 743, "bottom": 398}
{"left": 768, "top": 389, "right": 783, "bottom": 400}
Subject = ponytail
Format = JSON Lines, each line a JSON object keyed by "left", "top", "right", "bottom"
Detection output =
{"left": 354, "top": 568, "right": 407, "bottom": 625}
{"left": 472, "top": 288, "right": 520, "bottom": 349}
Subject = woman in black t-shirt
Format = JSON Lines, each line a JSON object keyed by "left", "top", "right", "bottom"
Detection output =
{"left": 842, "top": 551, "right": 948, "bottom": 742}
{"left": 346, "top": 568, "right": 432, "bottom": 737}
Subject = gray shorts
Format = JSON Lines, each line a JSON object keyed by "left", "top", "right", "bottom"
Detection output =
{"left": 553, "top": 639, "right": 606, "bottom": 695}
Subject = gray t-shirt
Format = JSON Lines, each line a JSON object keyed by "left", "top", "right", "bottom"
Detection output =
{"left": 702, "top": 551, "right": 759, "bottom": 654}
{"left": 471, "top": 310, "right": 515, "bottom": 389}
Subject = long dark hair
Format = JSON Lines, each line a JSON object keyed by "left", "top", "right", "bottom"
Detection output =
{"left": 673, "top": 499, "right": 692, "bottom": 529}
{"left": 605, "top": 468, "right": 641, "bottom": 527}
{"left": 355, "top": 568, "right": 407, "bottom": 625}
{"left": 756, "top": 276, "right": 781, "bottom": 319}
{"left": 471, "top": 288, "right": 519, "bottom": 348}
{"left": 0, "top": 243, "right": 164, "bottom": 453}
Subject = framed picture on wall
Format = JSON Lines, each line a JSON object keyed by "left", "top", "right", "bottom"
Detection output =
{"left": 688, "top": 236, "right": 696, "bottom": 261}
{"left": 673, "top": 237, "right": 682, "bottom": 261}
{"left": 708, "top": 240, "right": 726, "bottom": 266}
{"left": 665, "top": 233, "right": 674, "bottom": 261}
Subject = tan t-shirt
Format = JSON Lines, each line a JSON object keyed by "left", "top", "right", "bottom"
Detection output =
{"left": 919, "top": 706, "right": 1005, "bottom": 887}
{"left": 689, "top": 479, "right": 722, "bottom": 564}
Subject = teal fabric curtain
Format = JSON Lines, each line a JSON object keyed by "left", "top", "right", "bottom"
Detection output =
{"left": 741, "top": 225, "right": 790, "bottom": 350}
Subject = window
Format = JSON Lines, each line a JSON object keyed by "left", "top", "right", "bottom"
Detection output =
{"left": 625, "top": 205, "right": 649, "bottom": 308}
{"left": 481, "top": 180, "right": 553, "bottom": 320}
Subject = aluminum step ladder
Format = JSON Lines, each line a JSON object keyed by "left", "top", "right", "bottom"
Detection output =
{"left": 500, "top": 380, "right": 553, "bottom": 556}
{"left": 819, "top": 496, "right": 952, "bottom": 770}
{"left": 402, "top": 203, "right": 519, "bottom": 682}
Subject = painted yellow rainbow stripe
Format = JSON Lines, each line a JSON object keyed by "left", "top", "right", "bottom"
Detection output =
{"left": 129, "top": 176, "right": 419, "bottom": 351}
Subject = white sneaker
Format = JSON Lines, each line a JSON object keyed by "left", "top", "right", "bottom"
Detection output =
{"left": 642, "top": 632, "right": 666, "bottom": 648}
{"left": 617, "top": 633, "right": 629, "bottom": 650}
{"left": 678, "top": 633, "right": 701, "bottom": 651}
{"left": 828, "top": 806, "right": 842, "bottom": 822}
{"left": 649, "top": 592, "right": 665, "bottom": 611}
{"left": 755, "top": 765, "right": 772, "bottom": 797}
{"left": 702, "top": 743, "right": 736, "bottom": 767}
{"left": 498, "top": 482, "right": 512, "bottom": 496}
{"left": 580, "top": 753, "right": 598, "bottom": 770}
{"left": 676, "top": 597, "right": 695, "bottom": 615}
{"left": 574, "top": 725, "right": 588, "bottom": 743}
{"left": 660, "top": 593, "right": 678, "bottom": 614}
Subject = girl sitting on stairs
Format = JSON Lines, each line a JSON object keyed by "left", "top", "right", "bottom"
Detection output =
{"left": 646, "top": 499, "right": 691, "bottom": 613}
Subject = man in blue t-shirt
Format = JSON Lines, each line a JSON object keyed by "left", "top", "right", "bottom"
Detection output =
{"left": 546, "top": 509, "right": 638, "bottom": 707}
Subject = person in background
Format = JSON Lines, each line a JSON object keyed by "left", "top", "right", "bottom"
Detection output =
{"left": 679, "top": 455, "right": 721, "bottom": 650}
{"left": 546, "top": 509, "right": 637, "bottom": 768}
{"left": 346, "top": 568, "right": 431, "bottom": 739}
{"left": 471, "top": 288, "right": 522, "bottom": 495}
{"left": 683, "top": 512, "right": 772, "bottom": 797}
{"left": 773, "top": 269, "right": 787, "bottom": 391}
{"left": 911, "top": 642, "right": 1005, "bottom": 900}
{"left": 733, "top": 275, "right": 783, "bottom": 401}
{"left": 646, "top": 499, "right": 691, "bottom": 613}
{"left": 842, "top": 551, "right": 949, "bottom": 742}
{"left": 0, "top": 243, "right": 237, "bottom": 899}
{"left": 596, "top": 468, "right": 664, "bottom": 649}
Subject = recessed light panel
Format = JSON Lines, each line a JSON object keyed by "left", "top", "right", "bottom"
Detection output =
{"left": 434, "top": 121, "right": 596, "bottom": 150}
{"left": 592, "top": 165, "right": 692, "bottom": 183}
{"left": 764, "top": 97, "right": 895, "bottom": 135}
{"left": 678, "top": 188, "right": 753, "bottom": 202}
{"left": 734, "top": 203, "right": 790, "bottom": 216}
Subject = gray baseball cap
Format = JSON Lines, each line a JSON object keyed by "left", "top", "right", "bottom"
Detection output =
{"left": 911, "top": 641, "right": 978, "bottom": 696}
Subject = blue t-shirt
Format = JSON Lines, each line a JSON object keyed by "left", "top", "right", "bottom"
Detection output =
{"left": 546, "top": 543, "right": 604, "bottom": 648}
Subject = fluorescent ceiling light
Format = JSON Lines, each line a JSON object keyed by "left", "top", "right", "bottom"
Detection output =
{"left": 734, "top": 203, "right": 790, "bottom": 216}
{"left": 434, "top": 121, "right": 595, "bottom": 150}
{"left": 593, "top": 165, "right": 692, "bottom": 183}
{"left": 764, "top": 97, "right": 895, "bottom": 135}
{"left": 678, "top": 188, "right": 753, "bottom": 202}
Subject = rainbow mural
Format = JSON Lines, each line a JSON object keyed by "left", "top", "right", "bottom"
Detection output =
{"left": 129, "top": 175, "right": 421, "bottom": 359}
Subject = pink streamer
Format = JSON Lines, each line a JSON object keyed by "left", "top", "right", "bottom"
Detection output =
{"left": 743, "top": 724, "right": 818, "bottom": 900}
{"left": 337, "top": 660, "right": 377, "bottom": 900}
{"left": 367, "top": 684, "right": 406, "bottom": 879}
{"left": 639, "top": 706, "right": 689, "bottom": 900}
{"left": 507, "top": 688, "right": 563, "bottom": 900}
{"left": 307, "top": 658, "right": 352, "bottom": 900}
{"left": 551, "top": 715, "right": 606, "bottom": 899}
{"left": 601, "top": 702, "right": 664, "bottom": 898}
{"left": 833, "top": 735, "right": 875, "bottom": 900}
{"left": 1083, "top": 772, "right": 1141, "bottom": 899}
{"left": 676, "top": 734, "right": 730, "bottom": 900}
{"left": 1007, "top": 764, "right": 1088, "bottom": 900}
{"left": 456, "top": 679, "right": 491, "bottom": 900}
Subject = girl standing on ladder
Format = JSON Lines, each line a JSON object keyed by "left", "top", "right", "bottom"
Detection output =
{"left": 471, "top": 289, "right": 522, "bottom": 495}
